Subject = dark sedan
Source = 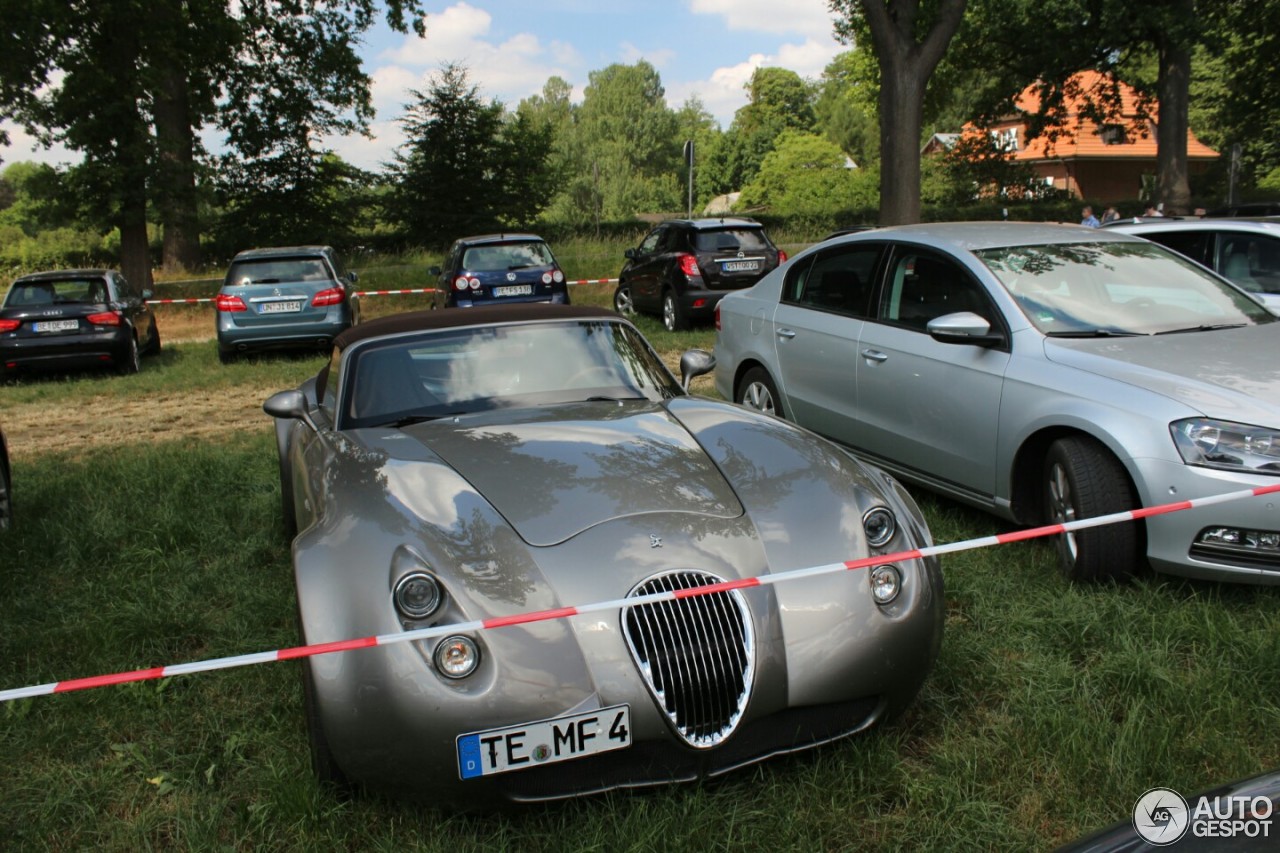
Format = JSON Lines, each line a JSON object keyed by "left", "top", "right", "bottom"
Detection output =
{"left": 0, "top": 268, "right": 159, "bottom": 376}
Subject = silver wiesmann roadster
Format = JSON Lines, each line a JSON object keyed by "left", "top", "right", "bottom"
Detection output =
{"left": 263, "top": 304, "right": 943, "bottom": 805}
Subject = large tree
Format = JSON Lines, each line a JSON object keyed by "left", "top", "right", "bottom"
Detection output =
{"left": 385, "top": 64, "right": 553, "bottom": 245}
{"left": 831, "top": 0, "right": 968, "bottom": 225}
{"left": 0, "top": 0, "right": 425, "bottom": 280}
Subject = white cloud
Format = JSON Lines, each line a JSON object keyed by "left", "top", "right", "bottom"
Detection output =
{"left": 619, "top": 41, "right": 676, "bottom": 69}
{"left": 667, "top": 35, "right": 843, "bottom": 129}
{"left": 0, "top": 122, "right": 80, "bottom": 169}
{"left": 689, "top": 0, "right": 837, "bottom": 40}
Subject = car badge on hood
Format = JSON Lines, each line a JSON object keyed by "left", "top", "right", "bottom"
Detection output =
{"left": 650, "top": 535, "right": 663, "bottom": 549}
{"left": 506, "top": 272, "right": 517, "bottom": 282}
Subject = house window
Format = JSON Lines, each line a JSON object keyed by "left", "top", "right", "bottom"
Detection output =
{"left": 1099, "top": 124, "right": 1127, "bottom": 145}
{"left": 990, "top": 127, "right": 1019, "bottom": 151}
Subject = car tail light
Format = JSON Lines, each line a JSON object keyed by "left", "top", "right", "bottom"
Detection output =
{"left": 542, "top": 272, "right": 552, "bottom": 284}
{"left": 778, "top": 249, "right": 788, "bottom": 263}
{"left": 0, "top": 319, "right": 20, "bottom": 333}
{"left": 310, "top": 287, "right": 344, "bottom": 307}
{"left": 552, "top": 269, "right": 565, "bottom": 283}
{"left": 677, "top": 253, "right": 701, "bottom": 278}
{"left": 454, "top": 276, "right": 469, "bottom": 291}
{"left": 86, "top": 311, "right": 121, "bottom": 326}
{"left": 469, "top": 277, "right": 481, "bottom": 290}
{"left": 216, "top": 294, "right": 247, "bottom": 312}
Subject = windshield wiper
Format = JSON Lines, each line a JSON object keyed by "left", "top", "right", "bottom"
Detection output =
{"left": 1155, "top": 323, "right": 1247, "bottom": 335}
{"left": 1045, "top": 329, "right": 1145, "bottom": 338}
{"left": 387, "top": 412, "right": 466, "bottom": 428}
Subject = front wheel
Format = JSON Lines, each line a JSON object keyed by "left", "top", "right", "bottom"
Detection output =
{"left": 301, "top": 656, "right": 354, "bottom": 795}
{"left": 613, "top": 283, "right": 635, "bottom": 315}
{"left": 736, "top": 366, "right": 782, "bottom": 418}
{"left": 662, "top": 288, "right": 688, "bottom": 331}
{"left": 1043, "top": 436, "right": 1142, "bottom": 583}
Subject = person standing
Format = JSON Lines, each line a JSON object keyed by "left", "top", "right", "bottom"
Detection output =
{"left": 1100, "top": 206, "right": 1120, "bottom": 224}
{"left": 1081, "top": 206, "right": 1100, "bottom": 228}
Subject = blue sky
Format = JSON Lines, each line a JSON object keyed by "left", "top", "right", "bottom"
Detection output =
{"left": 2, "top": 1, "right": 847, "bottom": 172}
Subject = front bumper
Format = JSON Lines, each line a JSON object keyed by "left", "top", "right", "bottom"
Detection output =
{"left": 1135, "top": 457, "right": 1280, "bottom": 583}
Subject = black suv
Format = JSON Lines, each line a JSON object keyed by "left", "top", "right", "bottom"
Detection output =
{"left": 614, "top": 218, "right": 786, "bottom": 330}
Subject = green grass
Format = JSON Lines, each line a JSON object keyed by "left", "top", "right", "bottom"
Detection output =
{"left": 1, "top": 340, "right": 1278, "bottom": 849}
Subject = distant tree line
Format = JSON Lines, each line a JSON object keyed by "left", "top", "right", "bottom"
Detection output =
{"left": 2, "top": 0, "right": 1278, "bottom": 274}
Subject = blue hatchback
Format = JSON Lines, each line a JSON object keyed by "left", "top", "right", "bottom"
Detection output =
{"left": 431, "top": 234, "right": 570, "bottom": 308}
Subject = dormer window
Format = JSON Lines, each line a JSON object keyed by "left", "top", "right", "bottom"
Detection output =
{"left": 990, "top": 127, "right": 1019, "bottom": 151}
{"left": 1099, "top": 124, "right": 1127, "bottom": 145}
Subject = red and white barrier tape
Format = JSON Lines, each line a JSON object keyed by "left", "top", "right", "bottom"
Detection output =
{"left": 3, "top": 482, "right": 1276, "bottom": 704}
{"left": 353, "top": 288, "right": 438, "bottom": 297}
{"left": 145, "top": 281, "right": 616, "bottom": 306}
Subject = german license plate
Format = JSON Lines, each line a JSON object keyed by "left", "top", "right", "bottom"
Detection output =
{"left": 456, "top": 704, "right": 630, "bottom": 779}
{"left": 32, "top": 319, "right": 79, "bottom": 333}
{"left": 721, "top": 260, "right": 760, "bottom": 273}
{"left": 258, "top": 301, "right": 303, "bottom": 314}
{"left": 493, "top": 285, "right": 533, "bottom": 297}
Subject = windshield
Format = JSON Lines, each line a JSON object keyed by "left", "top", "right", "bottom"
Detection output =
{"left": 976, "top": 241, "right": 1275, "bottom": 335}
{"left": 461, "top": 241, "right": 555, "bottom": 272}
{"left": 339, "top": 320, "right": 681, "bottom": 429}
{"left": 225, "top": 257, "right": 332, "bottom": 286}
{"left": 693, "top": 229, "right": 772, "bottom": 253}
{"left": 4, "top": 277, "right": 109, "bottom": 307}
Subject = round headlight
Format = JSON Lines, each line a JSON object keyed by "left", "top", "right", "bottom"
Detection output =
{"left": 870, "top": 565, "right": 902, "bottom": 605}
{"left": 434, "top": 635, "right": 480, "bottom": 679}
{"left": 393, "top": 572, "right": 442, "bottom": 620}
{"left": 863, "top": 507, "right": 897, "bottom": 548}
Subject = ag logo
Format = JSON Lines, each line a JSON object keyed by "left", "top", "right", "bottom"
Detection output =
{"left": 1133, "top": 787, "right": 1190, "bottom": 845}
{"left": 507, "top": 272, "right": 517, "bottom": 281}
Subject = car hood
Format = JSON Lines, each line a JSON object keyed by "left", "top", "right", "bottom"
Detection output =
{"left": 394, "top": 401, "right": 744, "bottom": 546}
{"left": 1042, "top": 324, "right": 1280, "bottom": 424}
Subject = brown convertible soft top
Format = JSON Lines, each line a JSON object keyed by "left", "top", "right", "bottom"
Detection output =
{"left": 318, "top": 303, "right": 620, "bottom": 403}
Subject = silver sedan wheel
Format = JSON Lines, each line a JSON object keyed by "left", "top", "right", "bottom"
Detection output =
{"left": 737, "top": 367, "right": 781, "bottom": 418}
{"left": 1046, "top": 460, "right": 1079, "bottom": 563}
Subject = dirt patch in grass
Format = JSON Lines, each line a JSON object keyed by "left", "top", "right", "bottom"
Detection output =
{"left": 5, "top": 383, "right": 281, "bottom": 461}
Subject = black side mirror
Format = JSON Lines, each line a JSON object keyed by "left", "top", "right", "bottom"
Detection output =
{"left": 428, "top": 265, "right": 442, "bottom": 276}
{"left": 678, "top": 349, "right": 716, "bottom": 391}
{"left": 624, "top": 248, "right": 638, "bottom": 260}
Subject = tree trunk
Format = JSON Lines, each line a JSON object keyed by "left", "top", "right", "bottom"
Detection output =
{"left": 856, "top": 0, "right": 968, "bottom": 225}
{"left": 1155, "top": 9, "right": 1193, "bottom": 215}
{"left": 878, "top": 61, "right": 928, "bottom": 225}
{"left": 154, "top": 60, "right": 202, "bottom": 272}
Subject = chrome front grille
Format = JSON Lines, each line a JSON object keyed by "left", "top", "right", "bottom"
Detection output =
{"left": 623, "top": 571, "right": 755, "bottom": 748}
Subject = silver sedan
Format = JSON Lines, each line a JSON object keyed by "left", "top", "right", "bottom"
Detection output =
{"left": 715, "top": 222, "right": 1280, "bottom": 584}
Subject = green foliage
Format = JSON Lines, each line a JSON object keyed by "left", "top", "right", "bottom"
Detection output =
{"left": 384, "top": 64, "right": 554, "bottom": 247}
{"left": 815, "top": 51, "right": 880, "bottom": 168}
{"left": 738, "top": 131, "right": 877, "bottom": 216}
{"left": 213, "top": 149, "right": 371, "bottom": 253}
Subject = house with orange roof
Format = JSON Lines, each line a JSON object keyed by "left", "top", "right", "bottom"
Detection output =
{"left": 959, "top": 70, "right": 1218, "bottom": 202}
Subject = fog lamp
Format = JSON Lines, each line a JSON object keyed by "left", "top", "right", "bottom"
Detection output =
{"left": 435, "top": 636, "right": 480, "bottom": 679}
{"left": 870, "top": 565, "right": 902, "bottom": 605}
{"left": 863, "top": 507, "right": 897, "bottom": 548}
{"left": 393, "top": 572, "right": 441, "bottom": 620}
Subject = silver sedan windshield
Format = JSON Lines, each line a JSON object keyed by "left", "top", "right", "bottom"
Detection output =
{"left": 977, "top": 242, "right": 1274, "bottom": 336}
{"left": 340, "top": 320, "right": 680, "bottom": 428}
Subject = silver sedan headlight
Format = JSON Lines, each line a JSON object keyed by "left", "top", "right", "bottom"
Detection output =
{"left": 1171, "top": 418, "right": 1280, "bottom": 475}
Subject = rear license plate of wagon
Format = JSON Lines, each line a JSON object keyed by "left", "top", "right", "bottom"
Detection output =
{"left": 32, "top": 320, "right": 80, "bottom": 333}
{"left": 457, "top": 704, "right": 631, "bottom": 779}
{"left": 258, "top": 301, "right": 303, "bottom": 314}
{"left": 493, "top": 285, "right": 533, "bottom": 297}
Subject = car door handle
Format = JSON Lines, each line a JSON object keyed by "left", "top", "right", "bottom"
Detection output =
{"left": 860, "top": 348, "right": 888, "bottom": 362}
{"left": 776, "top": 328, "right": 796, "bottom": 339}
